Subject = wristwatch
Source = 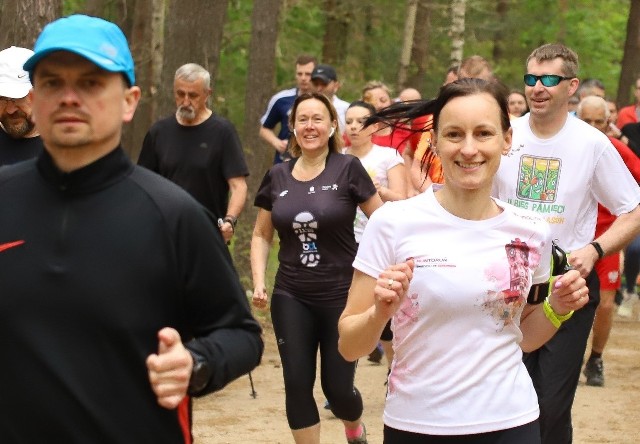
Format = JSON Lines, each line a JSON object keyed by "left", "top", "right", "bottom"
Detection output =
{"left": 187, "top": 350, "right": 211, "bottom": 395}
{"left": 223, "top": 215, "right": 238, "bottom": 229}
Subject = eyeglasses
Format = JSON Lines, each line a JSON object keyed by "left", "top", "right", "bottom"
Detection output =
{"left": 523, "top": 74, "right": 572, "bottom": 87}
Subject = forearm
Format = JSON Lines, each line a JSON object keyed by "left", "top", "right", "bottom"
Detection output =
{"left": 226, "top": 178, "right": 248, "bottom": 218}
{"left": 519, "top": 304, "right": 560, "bottom": 352}
{"left": 594, "top": 206, "right": 640, "bottom": 256}
{"left": 259, "top": 126, "right": 286, "bottom": 153}
{"left": 338, "top": 306, "right": 388, "bottom": 362}
{"left": 250, "top": 235, "right": 272, "bottom": 289}
{"left": 378, "top": 187, "right": 404, "bottom": 202}
{"left": 338, "top": 271, "right": 390, "bottom": 361}
{"left": 186, "top": 326, "right": 263, "bottom": 395}
{"left": 379, "top": 167, "right": 407, "bottom": 202}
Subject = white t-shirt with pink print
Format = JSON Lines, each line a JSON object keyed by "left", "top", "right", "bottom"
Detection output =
{"left": 353, "top": 186, "right": 552, "bottom": 436}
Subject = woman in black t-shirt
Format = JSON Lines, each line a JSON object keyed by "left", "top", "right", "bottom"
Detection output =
{"left": 251, "top": 92, "right": 382, "bottom": 444}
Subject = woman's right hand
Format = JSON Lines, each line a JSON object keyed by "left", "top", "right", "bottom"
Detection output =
{"left": 374, "top": 260, "right": 414, "bottom": 319}
{"left": 252, "top": 286, "right": 269, "bottom": 310}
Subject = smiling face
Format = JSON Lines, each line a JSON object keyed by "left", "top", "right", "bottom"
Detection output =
{"left": 292, "top": 98, "right": 336, "bottom": 156}
{"left": 433, "top": 92, "right": 511, "bottom": 194}
{"left": 525, "top": 57, "right": 578, "bottom": 121}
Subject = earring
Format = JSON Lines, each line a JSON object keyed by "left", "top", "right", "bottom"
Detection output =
{"left": 329, "top": 127, "right": 335, "bottom": 138}
{"left": 293, "top": 129, "right": 297, "bottom": 137}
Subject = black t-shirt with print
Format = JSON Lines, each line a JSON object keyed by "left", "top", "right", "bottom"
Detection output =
{"left": 255, "top": 151, "right": 376, "bottom": 307}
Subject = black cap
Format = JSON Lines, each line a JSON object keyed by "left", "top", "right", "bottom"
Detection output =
{"left": 311, "top": 64, "right": 337, "bottom": 83}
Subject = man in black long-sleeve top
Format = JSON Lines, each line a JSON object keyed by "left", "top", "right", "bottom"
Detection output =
{"left": 0, "top": 15, "right": 262, "bottom": 443}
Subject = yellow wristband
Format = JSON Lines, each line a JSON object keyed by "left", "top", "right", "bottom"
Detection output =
{"left": 543, "top": 297, "right": 573, "bottom": 328}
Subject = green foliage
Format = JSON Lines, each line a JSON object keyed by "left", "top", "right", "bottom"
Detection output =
{"left": 65, "top": 0, "right": 631, "bottom": 129}
{"left": 63, "top": 0, "right": 85, "bottom": 15}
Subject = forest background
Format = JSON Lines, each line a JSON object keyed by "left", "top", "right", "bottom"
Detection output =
{"left": 2, "top": 0, "right": 639, "bottom": 295}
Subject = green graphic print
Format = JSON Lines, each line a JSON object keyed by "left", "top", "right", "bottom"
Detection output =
{"left": 516, "top": 155, "right": 560, "bottom": 202}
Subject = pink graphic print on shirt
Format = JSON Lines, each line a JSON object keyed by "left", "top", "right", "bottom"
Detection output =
{"left": 482, "top": 238, "right": 540, "bottom": 329}
{"left": 387, "top": 291, "right": 420, "bottom": 395}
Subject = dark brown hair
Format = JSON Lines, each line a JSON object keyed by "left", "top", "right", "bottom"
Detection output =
{"left": 295, "top": 54, "right": 317, "bottom": 66}
{"left": 367, "top": 77, "right": 511, "bottom": 134}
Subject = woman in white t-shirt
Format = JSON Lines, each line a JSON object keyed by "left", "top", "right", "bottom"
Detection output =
{"left": 338, "top": 78, "right": 589, "bottom": 444}
{"left": 343, "top": 100, "right": 407, "bottom": 376}
{"left": 343, "top": 100, "right": 407, "bottom": 241}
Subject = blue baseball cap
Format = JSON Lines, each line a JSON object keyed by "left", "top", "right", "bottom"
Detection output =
{"left": 24, "top": 14, "right": 135, "bottom": 86}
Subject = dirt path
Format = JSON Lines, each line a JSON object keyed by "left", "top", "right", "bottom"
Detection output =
{"left": 193, "top": 317, "right": 640, "bottom": 443}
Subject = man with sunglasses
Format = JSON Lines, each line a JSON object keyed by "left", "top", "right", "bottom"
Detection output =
{"left": 0, "top": 46, "right": 43, "bottom": 165}
{"left": 493, "top": 43, "right": 640, "bottom": 444}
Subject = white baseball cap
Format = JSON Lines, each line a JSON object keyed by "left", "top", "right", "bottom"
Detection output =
{"left": 0, "top": 46, "right": 34, "bottom": 99}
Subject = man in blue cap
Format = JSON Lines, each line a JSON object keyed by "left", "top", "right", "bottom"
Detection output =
{"left": 0, "top": 15, "right": 263, "bottom": 443}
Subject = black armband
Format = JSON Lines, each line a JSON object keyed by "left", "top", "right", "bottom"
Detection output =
{"left": 527, "top": 282, "right": 550, "bottom": 305}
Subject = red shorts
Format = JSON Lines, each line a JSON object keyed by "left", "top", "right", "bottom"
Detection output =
{"left": 594, "top": 252, "right": 621, "bottom": 291}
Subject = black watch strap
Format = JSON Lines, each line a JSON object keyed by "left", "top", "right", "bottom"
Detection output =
{"left": 590, "top": 241, "right": 604, "bottom": 260}
{"left": 223, "top": 215, "right": 237, "bottom": 228}
{"left": 187, "top": 350, "right": 211, "bottom": 395}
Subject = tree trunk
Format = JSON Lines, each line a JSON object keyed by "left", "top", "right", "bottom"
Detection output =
{"left": 362, "top": 8, "right": 374, "bottom": 80}
{"left": 321, "top": 0, "right": 352, "bottom": 66}
{"left": 121, "top": 0, "right": 156, "bottom": 161}
{"left": 407, "top": 0, "right": 432, "bottom": 93}
{"left": 616, "top": 0, "right": 640, "bottom": 108}
{"left": 449, "top": 0, "right": 466, "bottom": 67}
{"left": 492, "top": 0, "right": 508, "bottom": 62}
{"left": 0, "top": 0, "right": 61, "bottom": 49}
{"left": 233, "top": 0, "right": 283, "bottom": 290}
{"left": 397, "top": 0, "right": 418, "bottom": 91}
{"left": 158, "top": 0, "right": 229, "bottom": 119}
{"left": 81, "top": 0, "right": 132, "bottom": 31}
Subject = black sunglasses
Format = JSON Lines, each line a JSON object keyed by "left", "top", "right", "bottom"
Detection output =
{"left": 523, "top": 74, "right": 572, "bottom": 87}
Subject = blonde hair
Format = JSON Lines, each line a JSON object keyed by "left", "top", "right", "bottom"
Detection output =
{"left": 361, "top": 80, "right": 392, "bottom": 106}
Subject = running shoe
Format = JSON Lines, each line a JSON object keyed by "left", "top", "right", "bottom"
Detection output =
{"left": 367, "top": 343, "right": 383, "bottom": 364}
{"left": 583, "top": 357, "right": 604, "bottom": 387}
{"left": 347, "top": 423, "right": 367, "bottom": 444}
{"left": 617, "top": 290, "right": 637, "bottom": 318}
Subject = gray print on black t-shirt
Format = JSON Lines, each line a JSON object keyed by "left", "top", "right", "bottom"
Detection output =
{"left": 293, "top": 211, "right": 320, "bottom": 267}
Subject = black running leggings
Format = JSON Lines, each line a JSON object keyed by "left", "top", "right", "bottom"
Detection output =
{"left": 271, "top": 292, "right": 363, "bottom": 430}
{"left": 383, "top": 420, "right": 540, "bottom": 444}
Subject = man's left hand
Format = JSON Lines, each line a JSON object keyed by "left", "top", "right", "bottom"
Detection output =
{"left": 146, "top": 327, "right": 193, "bottom": 409}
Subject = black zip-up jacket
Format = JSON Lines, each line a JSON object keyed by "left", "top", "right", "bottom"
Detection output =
{"left": 0, "top": 147, "right": 263, "bottom": 443}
